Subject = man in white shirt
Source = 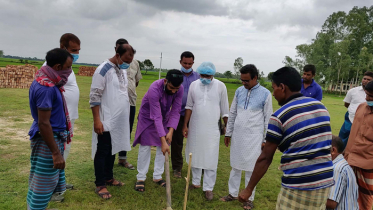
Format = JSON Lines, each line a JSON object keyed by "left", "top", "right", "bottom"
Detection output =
{"left": 339, "top": 71, "right": 373, "bottom": 147}
{"left": 182, "top": 62, "right": 229, "bottom": 201}
{"left": 89, "top": 43, "right": 134, "bottom": 199}
{"left": 220, "top": 64, "right": 272, "bottom": 209}
{"left": 115, "top": 39, "right": 142, "bottom": 170}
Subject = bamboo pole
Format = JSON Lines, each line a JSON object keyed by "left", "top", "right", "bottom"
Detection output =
{"left": 183, "top": 153, "right": 192, "bottom": 210}
{"left": 165, "top": 151, "right": 172, "bottom": 210}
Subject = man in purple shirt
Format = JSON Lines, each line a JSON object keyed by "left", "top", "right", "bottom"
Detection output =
{"left": 171, "top": 51, "right": 200, "bottom": 179}
{"left": 301, "top": 64, "right": 323, "bottom": 101}
{"left": 133, "top": 70, "right": 184, "bottom": 192}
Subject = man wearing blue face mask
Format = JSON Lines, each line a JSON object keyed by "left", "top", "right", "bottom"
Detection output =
{"left": 182, "top": 62, "right": 229, "bottom": 201}
{"left": 171, "top": 51, "right": 199, "bottom": 178}
{"left": 42, "top": 33, "right": 81, "bottom": 202}
{"left": 89, "top": 43, "right": 135, "bottom": 199}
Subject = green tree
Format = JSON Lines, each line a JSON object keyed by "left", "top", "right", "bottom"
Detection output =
{"left": 143, "top": 59, "right": 154, "bottom": 75}
{"left": 19, "top": 59, "right": 23, "bottom": 63}
{"left": 267, "top": 72, "right": 274, "bottom": 81}
{"left": 233, "top": 57, "right": 243, "bottom": 79}
{"left": 224, "top": 70, "right": 232, "bottom": 80}
{"left": 137, "top": 60, "right": 145, "bottom": 70}
{"left": 0, "top": 50, "right": 3, "bottom": 57}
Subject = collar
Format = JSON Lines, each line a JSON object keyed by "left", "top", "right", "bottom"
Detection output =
{"left": 358, "top": 86, "right": 364, "bottom": 91}
{"left": 283, "top": 93, "right": 303, "bottom": 105}
{"left": 333, "top": 154, "right": 344, "bottom": 164}
{"left": 248, "top": 82, "right": 260, "bottom": 91}
{"left": 302, "top": 79, "right": 315, "bottom": 87}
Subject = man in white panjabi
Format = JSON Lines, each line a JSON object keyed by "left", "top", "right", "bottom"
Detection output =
{"left": 89, "top": 43, "right": 134, "bottom": 199}
{"left": 182, "top": 62, "right": 229, "bottom": 201}
{"left": 220, "top": 64, "right": 273, "bottom": 210}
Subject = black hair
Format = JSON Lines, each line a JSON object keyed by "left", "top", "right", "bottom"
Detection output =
{"left": 166, "top": 69, "right": 184, "bottom": 87}
{"left": 272, "top": 67, "right": 301, "bottom": 92}
{"left": 46, "top": 48, "right": 73, "bottom": 67}
{"left": 240, "top": 64, "right": 258, "bottom": 79}
{"left": 180, "top": 51, "right": 194, "bottom": 61}
{"left": 115, "top": 38, "right": 128, "bottom": 46}
{"left": 116, "top": 44, "right": 136, "bottom": 56}
{"left": 332, "top": 135, "right": 344, "bottom": 153}
{"left": 60, "top": 33, "right": 80, "bottom": 48}
{"left": 364, "top": 71, "right": 373, "bottom": 78}
{"left": 365, "top": 81, "right": 373, "bottom": 92}
{"left": 303, "top": 64, "right": 316, "bottom": 75}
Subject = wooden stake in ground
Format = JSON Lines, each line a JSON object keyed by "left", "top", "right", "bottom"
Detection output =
{"left": 164, "top": 151, "right": 172, "bottom": 210}
{"left": 183, "top": 153, "right": 192, "bottom": 210}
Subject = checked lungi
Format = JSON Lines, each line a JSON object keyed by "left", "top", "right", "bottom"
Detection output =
{"left": 27, "top": 133, "right": 66, "bottom": 210}
{"left": 353, "top": 167, "right": 373, "bottom": 210}
{"left": 276, "top": 187, "right": 330, "bottom": 210}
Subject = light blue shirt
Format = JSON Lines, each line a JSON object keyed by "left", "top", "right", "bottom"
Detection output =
{"left": 328, "top": 154, "right": 359, "bottom": 210}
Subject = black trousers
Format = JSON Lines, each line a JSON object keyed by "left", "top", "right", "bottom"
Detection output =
{"left": 94, "top": 132, "right": 115, "bottom": 187}
{"left": 171, "top": 116, "right": 185, "bottom": 172}
{"left": 119, "top": 105, "right": 136, "bottom": 157}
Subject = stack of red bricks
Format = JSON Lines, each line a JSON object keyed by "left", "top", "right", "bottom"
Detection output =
{"left": 78, "top": 66, "right": 97, "bottom": 76}
{"left": 0, "top": 64, "right": 38, "bottom": 89}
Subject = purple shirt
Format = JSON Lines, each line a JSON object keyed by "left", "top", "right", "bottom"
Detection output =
{"left": 301, "top": 79, "right": 323, "bottom": 101}
{"left": 28, "top": 80, "right": 66, "bottom": 139}
{"left": 180, "top": 70, "right": 200, "bottom": 116}
{"left": 133, "top": 79, "right": 183, "bottom": 147}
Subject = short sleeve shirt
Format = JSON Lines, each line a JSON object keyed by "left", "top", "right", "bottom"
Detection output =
{"left": 266, "top": 94, "right": 334, "bottom": 190}
{"left": 343, "top": 86, "right": 366, "bottom": 123}
{"left": 127, "top": 60, "right": 142, "bottom": 106}
{"left": 301, "top": 79, "right": 323, "bottom": 101}
{"left": 28, "top": 80, "right": 66, "bottom": 139}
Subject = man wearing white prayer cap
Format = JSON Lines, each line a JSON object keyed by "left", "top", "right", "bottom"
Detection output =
{"left": 182, "top": 62, "right": 229, "bottom": 201}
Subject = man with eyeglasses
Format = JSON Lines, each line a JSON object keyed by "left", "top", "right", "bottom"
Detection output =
{"left": 182, "top": 62, "right": 229, "bottom": 201}
{"left": 133, "top": 70, "right": 184, "bottom": 192}
{"left": 220, "top": 64, "right": 272, "bottom": 209}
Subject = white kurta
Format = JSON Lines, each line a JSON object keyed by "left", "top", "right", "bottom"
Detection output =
{"left": 185, "top": 79, "right": 229, "bottom": 170}
{"left": 225, "top": 84, "right": 273, "bottom": 171}
{"left": 89, "top": 60, "right": 131, "bottom": 159}
{"left": 42, "top": 62, "right": 80, "bottom": 120}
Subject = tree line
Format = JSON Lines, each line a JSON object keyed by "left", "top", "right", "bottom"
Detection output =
{"left": 280, "top": 6, "right": 373, "bottom": 92}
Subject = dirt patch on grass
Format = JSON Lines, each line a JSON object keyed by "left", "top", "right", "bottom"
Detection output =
{"left": 0, "top": 117, "right": 31, "bottom": 142}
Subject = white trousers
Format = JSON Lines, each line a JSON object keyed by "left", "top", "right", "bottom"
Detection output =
{"left": 192, "top": 167, "right": 217, "bottom": 191}
{"left": 63, "top": 119, "right": 75, "bottom": 161}
{"left": 228, "top": 167, "right": 256, "bottom": 200}
{"left": 136, "top": 145, "right": 165, "bottom": 181}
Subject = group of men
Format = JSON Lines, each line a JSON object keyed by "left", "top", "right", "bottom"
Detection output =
{"left": 26, "top": 32, "right": 373, "bottom": 210}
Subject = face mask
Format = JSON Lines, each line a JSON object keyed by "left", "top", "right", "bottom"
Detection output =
{"left": 200, "top": 78, "right": 212, "bottom": 85}
{"left": 181, "top": 66, "right": 192, "bottom": 73}
{"left": 71, "top": 54, "right": 79, "bottom": 63}
{"left": 164, "top": 83, "right": 174, "bottom": 95}
{"left": 367, "top": 101, "right": 373, "bottom": 106}
{"left": 117, "top": 57, "right": 130, "bottom": 69}
{"left": 56, "top": 67, "right": 72, "bottom": 87}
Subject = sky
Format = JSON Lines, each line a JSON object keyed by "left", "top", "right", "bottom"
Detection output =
{"left": 0, "top": 0, "right": 371, "bottom": 75}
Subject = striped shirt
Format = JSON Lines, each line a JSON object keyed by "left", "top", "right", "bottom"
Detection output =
{"left": 328, "top": 154, "right": 359, "bottom": 210}
{"left": 266, "top": 94, "right": 334, "bottom": 190}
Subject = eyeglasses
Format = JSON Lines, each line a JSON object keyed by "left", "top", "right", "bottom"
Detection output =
{"left": 240, "top": 79, "right": 250, "bottom": 83}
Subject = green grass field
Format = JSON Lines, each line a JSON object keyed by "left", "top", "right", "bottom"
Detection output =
{"left": 0, "top": 66, "right": 348, "bottom": 209}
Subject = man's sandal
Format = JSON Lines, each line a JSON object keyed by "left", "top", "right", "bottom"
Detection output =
{"left": 154, "top": 179, "right": 166, "bottom": 187}
{"left": 243, "top": 200, "right": 254, "bottom": 210}
{"left": 220, "top": 194, "right": 238, "bottom": 202}
{"left": 95, "top": 186, "right": 111, "bottom": 200}
{"left": 118, "top": 161, "right": 135, "bottom": 170}
{"left": 106, "top": 178, "right": 124, "bottom": 187}
{"left": 173, "top": 171, "right": 182, "bottom": 178}
{"left": 135, "top": 181, "right": 145, "bottom": 192}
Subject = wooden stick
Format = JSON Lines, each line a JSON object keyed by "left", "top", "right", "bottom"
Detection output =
{"left": 183, "top": 153, "right": 192, "bottom": 210}
{"left": 165, "top": 152, "right": 172, "bottom": 210}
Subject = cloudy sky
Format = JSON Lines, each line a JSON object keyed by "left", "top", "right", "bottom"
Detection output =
{"left": 0, "top": 0, "right": 371, "bottom": 75}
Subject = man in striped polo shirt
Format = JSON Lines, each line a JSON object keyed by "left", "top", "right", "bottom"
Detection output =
{"left": 326, "top": 136, "right": 358, "bottom": 210}
{"left": 238, "top": 67, "right": 334, "bottom": 210}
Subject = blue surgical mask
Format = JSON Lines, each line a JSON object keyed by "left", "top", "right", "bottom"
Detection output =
{"left": 117, "top": 57, "right": 130, "bottom": 69}
{"left": 71, "top": 54, "right": 79, "bottom": 63}
{"left": 367, "top": 101, "right": 373, "bottom": 106}
{"left": 181, "top": 66, "right": 192, "bottom": 73}
{"left": 200, "top": 78, "right": 212, "bottom": 85}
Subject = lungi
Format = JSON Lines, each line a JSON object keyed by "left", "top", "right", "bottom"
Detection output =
{"left": 27, "top": 133, "right": 66, "bottom": 210}
{"left": 276, "top": 187, "right": 330, "bottom": 210}
{"left": 353, "top": 167, "right": 373, "bottom": 210}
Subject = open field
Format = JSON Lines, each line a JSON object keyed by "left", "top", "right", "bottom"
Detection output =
{"left": 0, "top": 68, "right": 347, "bottom": 209}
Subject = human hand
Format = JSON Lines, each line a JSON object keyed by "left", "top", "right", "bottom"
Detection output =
{"left": 182, "top": 126, "right": 188, "bottom": 138}
{"left": 94, "top": 120, "right": 104, "bottom": 135}
{"left": 238, "top": 188, "right": 252, "bottom": 203}
{"left": 224, "top": 136, "right": 231, "bottom": 147}
{"left": 166, "top": 131, "right": 173, "bottom": 144}
{"left": 161, "top": 137, "right": 170, "bottom": 156}
{"left": 52, "top": 152, "right": 65, "bottom": 169}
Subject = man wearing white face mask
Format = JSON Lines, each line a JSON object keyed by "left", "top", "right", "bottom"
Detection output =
{"left": 182, "top": 62, "right": 229, "bottom": 201}
{"left": 89, "top": 43, "right": 134, "bottom": 199}
{"left": 171, "top": 51, "right": 199, "bottom": 178}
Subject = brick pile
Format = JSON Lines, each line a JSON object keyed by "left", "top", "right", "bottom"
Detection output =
{"left": 0, "top": 64, "right": 38, "bottom": 89}
{"left": 78, "top": 66, "right": 97, "bottom": 76}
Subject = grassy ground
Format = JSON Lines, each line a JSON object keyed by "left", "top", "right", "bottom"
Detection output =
{"left": 0, "top": 69, "right": 347, "bottom": 209}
